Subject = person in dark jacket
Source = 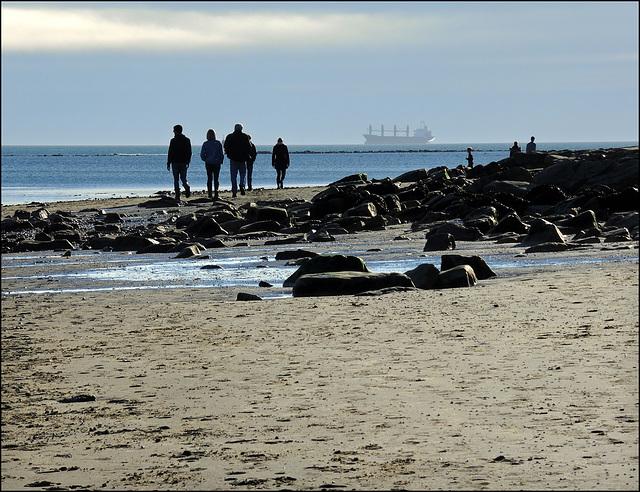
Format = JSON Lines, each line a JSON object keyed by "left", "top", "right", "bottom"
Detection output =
{"left": 223, "top": 123, "right": 252, "bottom": 197}
{"left": 167, "top": 124, "right": 192, "bottom": 200}
{"left": 200, "top": 129, "right": 224, "bottom": 200}
{"left": 246, "top": 135, "right": 257, "bottom": 191}
{"left": 271, "top": 137, "right": 290, "bottom": 189}
{"left": 466, "top": 147, "right": 474, "bottom": 168}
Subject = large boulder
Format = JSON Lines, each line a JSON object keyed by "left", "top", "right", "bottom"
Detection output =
{"left": 436, "top": 265, "right": 478, "bottom": 289}
{"left": 423, "top": 233, "right": 456, "bottom": 251}
{"left": 283, "top": 254, "right": 370, "bottom": 287}
{"left": 246, "top": 205, "right": 290, "bottom": 226}
{"left": 440, "top": 254, "right": 496, "bottom": 280}
{"left": 404, "top": 263, "right": 440, "bottom": 289}
{"left": 292, "top": 271, "right": 414, "bottom": 297}
{"left": 521, "top": 218, "right": 565, "bottom": 246}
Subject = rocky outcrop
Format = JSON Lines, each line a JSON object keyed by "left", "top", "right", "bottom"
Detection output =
{"left": 292, "top": 271, "right": 415, "bottom": 297}
{"left": 283, "top": 255, "right": 370, "bottom": 287}
{"left": 2, "top": 147, "right": 637, "bottom": 256}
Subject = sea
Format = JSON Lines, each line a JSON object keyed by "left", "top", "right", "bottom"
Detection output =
{"left": 1, "top": 141, "right": 637, "bottom": 206}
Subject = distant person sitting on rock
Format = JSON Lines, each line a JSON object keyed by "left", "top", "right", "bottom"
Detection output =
{"left": 510, "top": 141, "right": 522, "bottom": 157}
{"left": 466, "top": 147, "right": 474, "bottom": 168}
{"left": 526, "top": 136, "right": 536, "bottom": 153}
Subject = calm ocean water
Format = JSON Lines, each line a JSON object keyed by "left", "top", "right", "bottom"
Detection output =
{"left": 1, "top": 141, "right": 636, "bottom": 205}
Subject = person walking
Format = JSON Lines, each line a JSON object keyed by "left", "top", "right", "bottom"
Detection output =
{"left": 167, "top": 124, "right": 192, "bottom": 200}
{"left": 466, "top": 147, "right": 474, "bottom": 168}
{"left": 200, "top": 129, "right": 224, "bottom": 200}
{"left": 526, "top": 136, "right": 536, "bottom": 153}
{"left": 223, "top": 123, "right": 252, "bottom": 197}
{"left": 246, "top": 134, "right": 257, "bottom": 191}
{"left": 272, "top": 137, "right": 290, "bottom": 189}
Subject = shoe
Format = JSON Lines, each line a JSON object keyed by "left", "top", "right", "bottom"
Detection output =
{"left": 184, "top": 184, "right": 191, "bottom": 198}
{"left": 240, "top": 187, "right": 245, "bottom": 196}
{"left": 232, "top": 193, "right": 237, "bottom": 198}
{"left": 214, "top": 192, "right": 219, "bottom": 200}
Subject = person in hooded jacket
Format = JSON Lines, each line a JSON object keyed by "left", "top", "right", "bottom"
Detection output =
{"left": 271, "top": 137, "right": 290, "bottom": 189}
{"left": 200, "top": 129, "right": 224, "bottom": 200}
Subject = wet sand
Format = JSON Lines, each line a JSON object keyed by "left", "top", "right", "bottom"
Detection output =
{"left": 1, "top": 187, "right": 638, "bottom": 490}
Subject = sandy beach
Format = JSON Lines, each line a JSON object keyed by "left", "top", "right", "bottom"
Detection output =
{"left": 2, "top": 186, "right": 638, "bottom": 490}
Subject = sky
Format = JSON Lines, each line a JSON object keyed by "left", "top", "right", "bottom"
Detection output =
{"left": 1, "top": 1, "right": 638, "bottom": 146}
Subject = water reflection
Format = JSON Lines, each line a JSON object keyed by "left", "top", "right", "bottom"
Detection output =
{"left": 2, "top": 248, "right": 636, "bottom": 296}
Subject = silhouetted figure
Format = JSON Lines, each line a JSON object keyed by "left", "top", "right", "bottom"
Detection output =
{"left": 223, "top": 123, "right": 252, "bottom": 197}
{"left": 247, "top": 135, "right": 257, "bottom": 191}
{"left": 526, "top": 136, "right": 536, "bottom": 153}
{"left": 200, "top": 129, "right": 224, "bottom": 200}
{"left": 272, "top": 137, "right": 290, "bottom": 189}
{"left": 510, "top": 141, "right": 522, "bottom": 157}
{"left": 466, "top": 147, "right": 474, "bottom": 168}
{"left": 167, "top": 124, "right": 192, "bottom": 200}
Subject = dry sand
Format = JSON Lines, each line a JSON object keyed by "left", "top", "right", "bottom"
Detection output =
{"left": 1, "top": 187, "right": 638, "bottom": 490}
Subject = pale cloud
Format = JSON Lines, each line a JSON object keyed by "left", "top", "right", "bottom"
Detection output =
{"left": 1, "top": 5, "right": 447, "bottom": 53}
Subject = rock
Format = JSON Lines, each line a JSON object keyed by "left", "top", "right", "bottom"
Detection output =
{"left": 113, "top": 235, "right": 159, "bottom": 252}
{"left": 521, "top": 218, "right": 565, "bottom": 246}
{"left": 238, "top": 220, "right": 283, "bottom": 234}
{"left": 283, "top": 254, "right": 370, "bottom": 287}
{"left": 532, "top": 153, "right": 639, "bottom": 193}
{"left": 404, "top": 263, "right": 440, "bottom": 289}
{"left": 484, "top": 180, "right": 533, "bottom": 197}
{"left": 440, "top": 254, "right": 496, "bottom": 280}
{"left": 423, "top": 233, "right": 456, "bottom": 251}
{"left": 602, "top": 227, "right": 632, "bottom": 242}
{"left": 275, "top": 249, "right": 319, "bottom": 260}
{"left": 343, "top": 201, "right": 378, "bottom": 218}
{"left": 305, "top": 230, "right": 336, "bottom": 242}
{"left": 489, "top": 212, "right": 530, "bottom": 235}
{"left": 14, "top": 239, "right": 76, "bottom": 252}
{"left": 393, "top": 168, "right": 428, "bottom": 183}
{"left": 428, "top": 222, "right": 483, "bottom": 241}
{"left": 436, "top": 264, "right": 478, "bottom": 289}
{"left": 525, "top": 184, "right": 568, "bottom": 205}
{"left": 236, "top": 292, "right": 262, "bottom": 301}
{"left": 292, "top": 271, "right": 415, "bottom": 297}
{"left": 246, "top": 205, "right": 290, "bottom": 225}
{"left": 102, "top": 212, "right": 124, "bottom": 223}
{"left": 555, "top": 210, "right": 599, "bottom": 232}
{"left": 185, "top": 217, "right": 227, "bottom": 237}
{"left": 524, "top": 242, "right": 574, "bottom": 253}
{"left": 175, "top": 244, "right": 203, "bottom": 258}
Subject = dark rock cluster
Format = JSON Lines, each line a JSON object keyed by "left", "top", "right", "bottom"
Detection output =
{"left": 3, "top": 147, "right": 638, "bottom": 272}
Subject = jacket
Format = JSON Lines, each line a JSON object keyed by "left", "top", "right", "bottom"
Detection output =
{"left": 223, "top": 130, "right": 252, "bottom": 162}
{"left": 272, "top": 142, "right": 290, "bottom": 169}
{"left": 167, "top": 133, "right": 192, "bottom": 165}
{"left": 200, "top": 139, "right": 224, "bottom": 166}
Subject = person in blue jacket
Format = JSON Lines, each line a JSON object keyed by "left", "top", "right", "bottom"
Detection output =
{"left": 200, "top": 129, "right": 224, "bottom": 200}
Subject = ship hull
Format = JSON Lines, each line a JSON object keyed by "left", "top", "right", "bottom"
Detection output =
{"left": 363, "top": 134, "right": 435, "bottom": 145}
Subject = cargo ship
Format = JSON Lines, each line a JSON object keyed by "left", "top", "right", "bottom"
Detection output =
{"left": 363, "top": 121, "right": 435, "bottom": 144}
